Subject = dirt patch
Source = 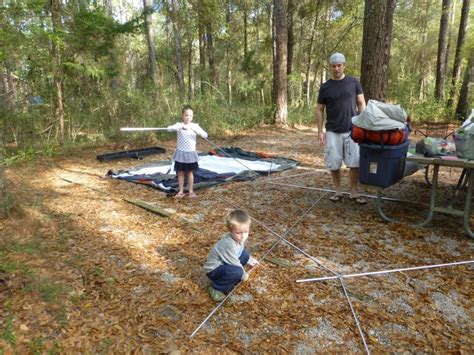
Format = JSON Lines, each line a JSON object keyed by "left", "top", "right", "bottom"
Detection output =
{"left": 0, "top": 126, "right": 473, "bottom": 353}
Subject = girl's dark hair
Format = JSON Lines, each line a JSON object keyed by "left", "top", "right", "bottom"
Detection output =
{"left": 182, "top": 105, "right": 193, "bottom": 114}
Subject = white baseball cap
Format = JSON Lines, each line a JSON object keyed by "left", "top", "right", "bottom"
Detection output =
{"left": 329, "top": 53, "right": 346, "bottom": 64}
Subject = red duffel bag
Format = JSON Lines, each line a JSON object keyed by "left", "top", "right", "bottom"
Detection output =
{"left": 351, "top": 125, "right": 407, "bottom": 145}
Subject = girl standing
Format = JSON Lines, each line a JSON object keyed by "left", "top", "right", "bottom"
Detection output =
{"left": 167, "top": 105, "right": 208, "bottom": 198}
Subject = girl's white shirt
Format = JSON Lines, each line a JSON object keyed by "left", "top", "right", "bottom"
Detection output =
{"left": 167, "top": 122, "right": 208, "bottom": 152}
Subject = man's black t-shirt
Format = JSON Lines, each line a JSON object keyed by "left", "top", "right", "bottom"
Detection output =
{"left": 317, "top": 76, "right": 363, "bottom": 133}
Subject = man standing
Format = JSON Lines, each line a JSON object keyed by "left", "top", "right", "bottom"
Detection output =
{"left": 316, "top": 53, "right": 367, "bottom": 203}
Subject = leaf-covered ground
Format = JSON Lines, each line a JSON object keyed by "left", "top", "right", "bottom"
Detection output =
{"left": 1, "top": 126, "right": 473, "bottom": 353}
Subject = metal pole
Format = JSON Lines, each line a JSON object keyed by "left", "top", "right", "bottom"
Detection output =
{"left": 216, "top": 193, "right": 338, "bottom": 276}
{"left": 296, "top": 260, "right": 474, "bottom": 283}
{"left": 339, "top": 276, "right": 371, "bottom": 354}
{"left": 265, "top": 170, "right": 324, "bottom": 181}
{"left": 120, "top": 127, "right": 169, "bottom": 131}
{"left": 190, "top": 192, "right": 331, "bottom": 338}
{"left": 265, "top": 180, "right": 428, "bottom": 205}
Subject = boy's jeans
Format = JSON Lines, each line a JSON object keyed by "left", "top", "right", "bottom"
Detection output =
{"left": 207, "top": 249, "right": 250, "bottom": 294}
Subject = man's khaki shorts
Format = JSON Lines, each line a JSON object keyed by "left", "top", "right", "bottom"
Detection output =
{"left": 324, "top": 131, "right": 360, "bottom": 170}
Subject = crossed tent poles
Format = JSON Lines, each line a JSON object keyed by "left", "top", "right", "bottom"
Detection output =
{"left": 121, "top": 127, "right": 473, "bottom": 353}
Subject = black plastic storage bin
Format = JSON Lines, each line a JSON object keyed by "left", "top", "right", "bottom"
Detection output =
{"left": 96, "top": 146, "right": 166, "bottom": 162}
{"left": 359, "top": 141, "right": 409, "bottom": 188}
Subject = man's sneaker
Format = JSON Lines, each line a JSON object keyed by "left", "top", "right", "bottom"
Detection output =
{"left": 208, "top": 286, "right": 225, "bottom": 302}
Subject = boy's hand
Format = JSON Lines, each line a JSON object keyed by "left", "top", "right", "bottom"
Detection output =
{"left": 241, "top": 272, "right": 249, "bottom": 282}
{"left": 247, "top": 256, "right": 259, "bottom": 267}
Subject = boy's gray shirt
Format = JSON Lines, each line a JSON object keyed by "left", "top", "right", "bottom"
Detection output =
{"left": 204, "top": 233, "right": 245, "bottom": 273}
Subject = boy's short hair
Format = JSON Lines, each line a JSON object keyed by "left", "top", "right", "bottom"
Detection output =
{"left": 226, "top": 210, "right": 251, "bottom": 230}
{"left": 182, "top": 104, "right": 193, "bottom": 114}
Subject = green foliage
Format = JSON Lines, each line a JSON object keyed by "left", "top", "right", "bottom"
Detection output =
{"left": 39, "top": 281, "right": 63, "bottom": 303}
{"left": 1, "top": 0, "right": 472, "bottom": 152}
{"left": 2, "top": 311, "right": 16, "bottom": 346}
{"left": 2, "top": 193, "right": 16, "bottom": 218}
{"left": 2, "top": 145, "right": 58, "bottom": 166}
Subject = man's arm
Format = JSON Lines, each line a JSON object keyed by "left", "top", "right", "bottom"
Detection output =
{"left": 315, "top": 103, "right": 326, "bottom": 146}
{"left": 356, "top": 94, "right": 366, "bottom": 114}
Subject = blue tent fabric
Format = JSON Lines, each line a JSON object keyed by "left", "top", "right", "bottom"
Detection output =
{"left": 108, "top": 147, "right": 298, "bottom": 194}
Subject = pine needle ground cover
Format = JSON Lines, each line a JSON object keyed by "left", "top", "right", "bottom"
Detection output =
{"left": 1, "top": 127, "right": 472, "bottom": 353}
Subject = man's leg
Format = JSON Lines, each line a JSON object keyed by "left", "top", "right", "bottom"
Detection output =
{"left": 330, "top": 169, "right": 342, "bottom": 196}
{"left": 344, "top": 133, "right": 366, "bottom": 202}
{"left": 349, "top": 167, "right": 359, "bottom": 197}
{"left": 324, "top": 131, "right": 343, "bottom": 200}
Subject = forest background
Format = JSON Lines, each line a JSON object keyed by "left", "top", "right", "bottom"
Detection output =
{"left": 0, "top": 0, "right": 473, "bottom": 161}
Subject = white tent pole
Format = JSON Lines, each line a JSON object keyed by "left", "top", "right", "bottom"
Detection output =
{"left": 297, "top": 260, "right": 474, "bottom": 283}
{"left": 120, "top": 127, "right": 169, "bottom": 131}
{"left": 190, "top": 193, "right": 329, "bottom": 338}
{"left": 339, "top": 276, "right": 371, "bottom": 354}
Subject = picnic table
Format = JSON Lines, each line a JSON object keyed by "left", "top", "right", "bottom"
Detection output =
{"left": 375, "top": 154, "right": 474, "bottom": 239}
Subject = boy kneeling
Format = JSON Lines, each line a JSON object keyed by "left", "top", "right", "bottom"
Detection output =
{"left": 204, "top": 210, "right": 259, "bottom": 302}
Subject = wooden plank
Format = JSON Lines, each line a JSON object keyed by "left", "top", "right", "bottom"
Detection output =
{"left": 263, "top": 256, "right": 292, "bottom": 268}
{"left": 122, "top": 197, "right": 172, "bottom": 217}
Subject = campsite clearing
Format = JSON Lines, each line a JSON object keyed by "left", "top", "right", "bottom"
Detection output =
{"left": 1, "top": 126, "right": 473, "bottom": 353}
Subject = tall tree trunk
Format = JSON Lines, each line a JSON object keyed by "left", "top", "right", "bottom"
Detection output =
{"left": 360, "top": 0, "right": 396, "bottom": 102}
{"left": 243, "top": 7, "right": 248, "bottom": 58}
{"left": 434, "top": 0, "right": 451, "bottom": 101}
{"left": 169, "top": 0, "right": 184, "bottom": 101}
{"left": 0, "top": 69, "right": 6, "bottom": 218}
{"left": 226, "top": 0, "right": 232, "bottom": 105}
{"left": 447, "top": 0, "right": 470, "bottom": 107}
{"left": 0, "top": 69, "right": 8, "bottom": 111}
{"left": 206, "top": 27, "right": 216, "bottom": 91}
{"left": 198, "top": 25, "right": 206, "bottom": 95}
{"left": 272, "top": 0, "right": 288, "bottom": 126}
{"left": 456, "top": 49, "right": 474, "bottom": 120}
{"left": 103, "top": 0, "right": 113, "bottom": 16}
{"left": 0, "top": 115, "right": 4, "bottom": 219}
{"left": 444, "top": 0, "right": 457, "bottom": 73}
{"left": 286, "top": 0, "right": 295, "bottom": 104}
{"left": 417, "top": 1, "right": 431, "bottom": 101}
{"left": 143, "top": 0, "right": 157, "bottom": 86}
{"left": 270, "top": 3, "right": 277, "bottom": 105}
{"left": 188, "top": 40, "right": 194, "bottom": 101}
{"left": 304, "top": 1, "right": 321, "bottom": 107}
{"left": 49, "top": 0, "right": 65, "bottom": 144}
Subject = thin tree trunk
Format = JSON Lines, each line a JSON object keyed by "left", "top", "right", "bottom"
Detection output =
{"left": 0, "top": 116, "right": 4, "bottom": 218}
{"left": 188, "top": 40, "right": 194, "bottom": 101}
{"left": 448, "top": 0, "right": 470, "bottom": 107}
{"left": 50, "top": 0, "right": 65, "bottom": 144}
{"left": 0, "top": 69, "right": 8, "bottom": 111}
{"left": 286, "top": 0, "right": 295, "bottom": 104}
{"left": 270, "top": 3, "right": 277, "bottom": 105}
{"left": 169, "top": 0, "right": 184, "bottom": 101}
{"left": 243, "top": 7, "right": 248, "bottom": 58}
{"left": 272, "top": 0, "right": 288, "bottom": 126}
{"left": 143, "top": 0, "right": 157, "bottom": 86}
{"left": 360, "top": 0, "right": 396, "bottom": 102}
{"left": 444, "top": 0, "right": 456, "bottom": 75}
{"left": 103, "top": 0, "right": 113, "bottom": 16}
{"left": 206, "top": 27, "right": 216, "bottom": 91}
{"left": 198, "top": 25, "right": 206, "bottom": 95}
{"left": 434, "top": 0, "right": 451, "bottom": 101}
{"left": 456, "top": 49, "right": 474, "bottom": 120}
{"left": 226, "top": 0, "right": 232, "bottom": 105}
{"left": 304, "top": 1, "right": 320, "bottom": 107}
{"left": 417, "top": 2, "right": 431, "bottom": 101}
